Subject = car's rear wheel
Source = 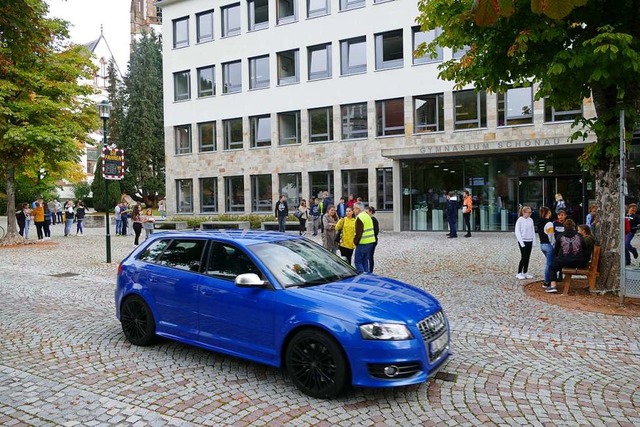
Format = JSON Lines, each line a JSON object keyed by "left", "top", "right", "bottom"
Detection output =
{"left": 285, "top": 329, "right": 349, "bottom": 399}
{"left": 120, "top": 295, "right": 156, "bottom": 346}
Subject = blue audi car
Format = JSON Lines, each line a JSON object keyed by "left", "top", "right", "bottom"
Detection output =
{"left": 115, "top": 230, "right": 450, "bottom": 398}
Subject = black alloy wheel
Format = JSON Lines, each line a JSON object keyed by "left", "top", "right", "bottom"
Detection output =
{"left": 285, "top": 329, "right": 349, "bottom": 399}
{"left": 120, "top": 295, "right": 156, "bottom": 346}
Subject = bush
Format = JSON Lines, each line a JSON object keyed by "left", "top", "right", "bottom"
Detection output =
{"left": 170, "top": 213, "right": 283, "bottom": 229}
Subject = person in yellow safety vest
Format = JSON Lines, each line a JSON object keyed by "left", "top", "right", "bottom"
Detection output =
{"left": 353, "top": 202, "right": 376, "bottom": 274}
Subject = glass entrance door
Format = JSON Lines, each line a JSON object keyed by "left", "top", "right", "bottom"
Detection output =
{"left": 518, "top": 175, "right": 584, "bottom": 222}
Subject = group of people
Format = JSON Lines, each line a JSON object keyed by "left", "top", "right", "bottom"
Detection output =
{"left": 274, "top": 192, "right": 380, "bottom": 274}
{"left": 15, "top": 198, "right": 86, "bottom": 240}
{"left": 115, "top": 200, "right": 156, "bottom": 246}
{"left": 515, "top": 196, "right": 597, "bottom": 294}
{"left": 445, "top": 190, "right": 474, "bottom": 238}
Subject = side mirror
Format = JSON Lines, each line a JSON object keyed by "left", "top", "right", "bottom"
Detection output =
{"left": 235, "top": 273, "right": 265, "bottom": 288}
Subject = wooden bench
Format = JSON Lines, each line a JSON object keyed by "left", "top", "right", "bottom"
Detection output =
{"left": 561, "top": 245, "right": 600, "bottom": 295}
{"left": 201, "top": 221, "right": 251, "bottom": 230}
{"left": 153, "top": 221, "right": 188, "bottom": 230}
{"left": 261, "top": 221, "right": 299, "bottom": 231}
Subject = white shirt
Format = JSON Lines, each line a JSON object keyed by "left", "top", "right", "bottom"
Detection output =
{"left": 515, "top": 216, "right": 535, "bottom": 247}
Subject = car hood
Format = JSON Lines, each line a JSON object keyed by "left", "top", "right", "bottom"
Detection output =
{"left": 288, "top": 274, "right": 441, "bottom": 325}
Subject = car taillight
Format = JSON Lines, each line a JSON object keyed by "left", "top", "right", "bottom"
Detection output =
{"left": 117, "top": 263, "right": 123, "bottom": 276}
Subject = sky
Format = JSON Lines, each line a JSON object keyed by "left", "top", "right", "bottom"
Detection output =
{"left": 46, "top": 0, "right": 131, "bottom": 74}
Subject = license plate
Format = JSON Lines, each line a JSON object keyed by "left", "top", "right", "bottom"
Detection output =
{"left": 430, "top": 333, "right": 448, "bottom": 354}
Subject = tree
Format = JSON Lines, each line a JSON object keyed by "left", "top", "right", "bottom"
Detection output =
{"left": 0, "top": 0, "right": 98, "bottom": 243}
{"left": 119, "top": 31, "right": 165, "bottom": 208}
{"left": 416, "top": 0, "right": 640, "bottom": 291}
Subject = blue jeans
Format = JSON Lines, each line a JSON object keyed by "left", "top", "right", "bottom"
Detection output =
{"left": 625, "top": 232, "right": 637, "bottom": 265}
{"left": 24, "top": 218, "right": 31, "bottom": 239}
{"left": 64, "top": 218, "right": 73, "bottom": 236}
{"left": 448, "top": 217, "right": 457, "bottom": 237}
{"left": 277, "top": 216, "right": 287, "bottom": 232}
{"left": 116, "top": 219, "right": 122, "bottom": 235}
{"left": 76, "top": 219, "right": 84, "bottom": 234}
{"left": 354, "top": 243, "right": 374, "bottom": 274}
{"left": 540, "top": 243, "right": 554, "bottom": 284}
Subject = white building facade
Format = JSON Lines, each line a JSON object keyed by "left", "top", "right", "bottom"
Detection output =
{"left": 158, "top": 0, "right": 597, "bottom": 231}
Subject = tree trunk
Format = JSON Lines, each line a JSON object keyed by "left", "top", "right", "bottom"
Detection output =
{"left": 594, "top": 158, "right": 621, "bottom": 292}
{"left": 2, "top": 166, "right": 24, "bottom": 243}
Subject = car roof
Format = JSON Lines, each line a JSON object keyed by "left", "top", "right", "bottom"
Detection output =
{"left": 147, "top": 229, "right": 301, "bottom": 246}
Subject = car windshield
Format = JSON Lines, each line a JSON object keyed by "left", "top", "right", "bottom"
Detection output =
{"left": 249, "top": 239, "right": 357, "bottom": 288}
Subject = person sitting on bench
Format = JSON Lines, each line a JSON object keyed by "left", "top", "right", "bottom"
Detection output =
{"left": 546, "top": 219, "right": 587, "bottom": 294}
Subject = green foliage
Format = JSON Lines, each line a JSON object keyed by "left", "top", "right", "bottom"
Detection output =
{"left": 91, "top": 157, "right": 121, "bottom": 212}
{"left": 73, "top": 181, "right": 91, "bottom": 202}
{"left": 170, "top": 214, "right": 283, "bottom": 229}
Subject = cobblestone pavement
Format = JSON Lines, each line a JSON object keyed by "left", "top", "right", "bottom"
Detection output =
{"left": 0, "top": 220, "right": 638, "bottom": 426}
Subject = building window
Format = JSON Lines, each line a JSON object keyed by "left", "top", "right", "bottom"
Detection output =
{"left": 175, "top": 125, "right": 191, "bottom": 155}
{"left": 412, "top": 27, "right": 442, "bottom": 64}
{"left": 173, "top": 17, "right": 189, "bottom": 48}
{"left": 196, "top": 10, "right": 214, "bottom": 43}
{"left": 307, "top": 0, "right": 329, "bottom": 17}
{"left": 544, "top": 98, "right": 583, "bottom": 122}
{"left": 173, "top": 70, "right": 190, "bottom": 101}
{"left": 223, "top": 118, "right": 243, "bottom": 150}
{"left": 453, "top": 45, "right": 470, "bottom": 59}
{"left": 198, "top": 121, "right": 216, "bottom": 152}
{"left": 250, "top": 115, "right": 271, "bottom": 147}
{"left": 249, "top": 55, "right": 270, "bottom": 89}
{"left": 176, "top": 179, "right": 193, "bottom": 213}
{"left": 341, "top": 102, "right": 368, "bottom": 139}
{"left": 376, "top": 168, "right": 393, "bottom": 211}
{"left": 251, "top": 174, "right": 273, "bottom": 212}
{"left": 340, "top": 0, "right": 365, "bottom": 11}
{"left": 376, "top": 98, "right": 404, "bottom": 136}
{"left": 279, "top": 173, "right": 302, "bottom": 207}
{"left": 341, "top": 169, "right": 368, "bottom": 203}
{"left": 498, "top": 87, "right": 533, "bottom": 126}
{"left": 222, "top": 3, "right": 241, "bottom": 37}
{"left": 309, "top": 171, "right": 334, "bottom": 201}
{"left": 277, "top": 0, "right": 297, "bottom": 24}
{"left": 375, "top": 29, "right": 403, "bottom": 70}
{"left": 309, "top": 107, "right": 333, "bottom": 142}
{"left": 278, "top": 111, "right": 301, "bottom": 145}
{"left": 223, "top": 60, "right": 242, "bottom": 93}
{"left": 200, "top": 177, "right": 218, "bottom": 212}
{"left": 414, "top": 93, "right": 444, "bottom": 133}
{"left": 225, "top": 176, "right": 245, "bottom": 212}
{"left": 308, "top": 43, "right": 332, "bottom": 80}
{"left": 197, "top": 65, "right": 215, "bottom": 97}
{"left": 277, "top": 49, "right": 299, "bottom": 85}
{"left": 454, "top": 90, "right": 487, "bottom": 130}
{"left": 248, "top": 0, "right": 269, "bottom": 31}
{"left": 340, "top": 36, "right": 366, "bottom": 75}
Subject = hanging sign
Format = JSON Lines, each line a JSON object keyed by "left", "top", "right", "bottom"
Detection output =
{"left": 102, "top": 147, "right": 125, "bottom": 180}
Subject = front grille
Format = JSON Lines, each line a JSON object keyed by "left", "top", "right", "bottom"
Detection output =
{"left": 367, "top": 362, "right": 421, "bottom": 379}
{"left": 417, "top": 310, "right": 447, "bottom": 341}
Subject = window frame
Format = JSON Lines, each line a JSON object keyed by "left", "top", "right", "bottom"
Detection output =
{"left": 248, "top": 0, "right": 269, "bottom": 31}
{"left": 497, "top": 86, "right": 534, "bottom": 126}
{"left": 173, "top": 16, "right": 189, "bottom": 49}
{"left": 309, "top": 107, "right": 334, "bottom": 143}
{"left": 176, "top": 179, "right": 194, "bottom": 213}
{"left": 308, "top": 43, "right": 332, "bottom": 80}
{"left": 376, "top": 98, "right": 405, "bottom": 137}
{"left": 376, "top": 168, "right": 393, "bottom": 211}
{"left": 307, "top": 0, "right": 329, "bottom": 17}
{"left": 200, "top": 177, "right": 218, "bottom": 213}
{"left": 375, "top": 29, "right": 404, "bottom": 70}
{"left": 341, "top": 169, "right": 368, "bottom": 204}
{"left": 173, "top": 70, "right": 191, "bottom": 101}
{"left": 340, "top": 0, "right": 365, "bottom": 11}
{"left": 197, "top": 65, "right": 215, "bottom": 98}
{"left": 221, "top": 3, "right": 241, "bottom": 37}
{"left": 277, "top": 0, "right": 298, "bottom": 25}
{"left": 250, "top": 115, "right": 272, "bottom": 148}
{"left": 249, "top": 55, "right": 270, "bottom": 89}
{"left": 196, "top": 10, "right": 214, "bottom": 43}
{"left": 279, "top": 172, "right": 302, "bottom": 207}
{"left": 222, "top": 60, "right": 242, "bottom": 94}
{"left": 223, "top": 118, "right": 244, "bottom": 150}
{"left": 453, "top": 90, "right": 487, "bottom": 130}
{"left": 308, "top": 171, "right": 334, "bottom": 201}
{"left": 198, "top": 121, "right": 216, "bottom": 152}
{"left": 277, "top": 49, "right": 300, "bottom": 85}
{"left": 412, "top": 26, "right": 442, "bottom": 64}
{"left": 544, "top": 98, "right": 583, "bottom": 123}
{"left": 174, "top": 125, "right": 192, "bottom": 155}
{"left": 414, "top": 93, "right": 444, "bottom": 133}
{"left": 278, "top": 111, "right": 301, "bottom": 145}
{"left": 251, "top": 174, "right": 273, "bottom": 212}
{"left": 225, "top": 175, "right": 245, "bottom": 212}
{"left": 340, "top": 36, "right": 367, "bottom": 75}
{"left": 341, "top": 102, "right": 368, "bottom": 140}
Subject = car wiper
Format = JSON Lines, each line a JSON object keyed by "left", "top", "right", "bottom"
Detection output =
{"left": 285, "top": 278, "right": 329, "bottom": 288}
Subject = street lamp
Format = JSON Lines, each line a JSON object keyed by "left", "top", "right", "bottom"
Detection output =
{"left": 98, "top": 99, "right": 112, "bottom": 263}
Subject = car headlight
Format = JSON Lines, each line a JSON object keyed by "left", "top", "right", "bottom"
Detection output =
{"left": 360, "top": 323, "right": 413, "bottom": 340}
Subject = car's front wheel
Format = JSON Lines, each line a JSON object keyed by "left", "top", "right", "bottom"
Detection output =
{"left": 120, "top": 295, "right": 156, "bottom": 346}
{"left": 285, "top": 329, "right": 349, "bottom": 399}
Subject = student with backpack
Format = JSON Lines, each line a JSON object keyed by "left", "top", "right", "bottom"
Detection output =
{"left": 546, "top": 219, "right": 586, "bottom": 293}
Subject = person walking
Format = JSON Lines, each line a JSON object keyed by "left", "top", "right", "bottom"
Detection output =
{"left": 515, "top": 206, "right": 535, "bottom": 280}
{"left": 309, "top": 198, "right": 320, "bottom": 236}
{"left": 462, "top": 190, "right": 473, "bottom": 238}
{"left": 143, "top": 208, "right": 155, "bottom": 240}
{"left": 366, "top": 206, "right": 380, "bottom": 273}
{"left": 537, "top": 206, "right": 555, "bottom": 289}
{"left": 75, "top": 201, "right": 86, "bottom": 235}
{"left": 322, "top": 205, "right": 339, "bottom": 253}
{"left": 546, "top": 219, "right": 587, "bottom": 293}
{"left": 352, "top": 202, "right": 376, "bottom": 274}
{"left": 445, "top": 191, "right": 459, "bottom": 238}
{"left": 32, "top": 200, "right": 45, "bottom": 241}
{"left": 43, "top": 202, "right": 52, "bottom": 240}
{"left": 297, "top": 199, "right": 309, "bottom": 235}
{"left": 63, "top": 200, "right": 75, "bottom": 236}
{"left": 274, "top": 195, "right": 288, "bottom": 232}
{"left": 335, "top": 206, "right": 357, "bottom": 264}
{"left": 131, "top": 205, "right": 143, "bottom": 246}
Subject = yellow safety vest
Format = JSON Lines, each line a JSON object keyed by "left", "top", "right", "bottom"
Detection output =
{"left": 357, "top": 212, "right": 376, "bottom": 245}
